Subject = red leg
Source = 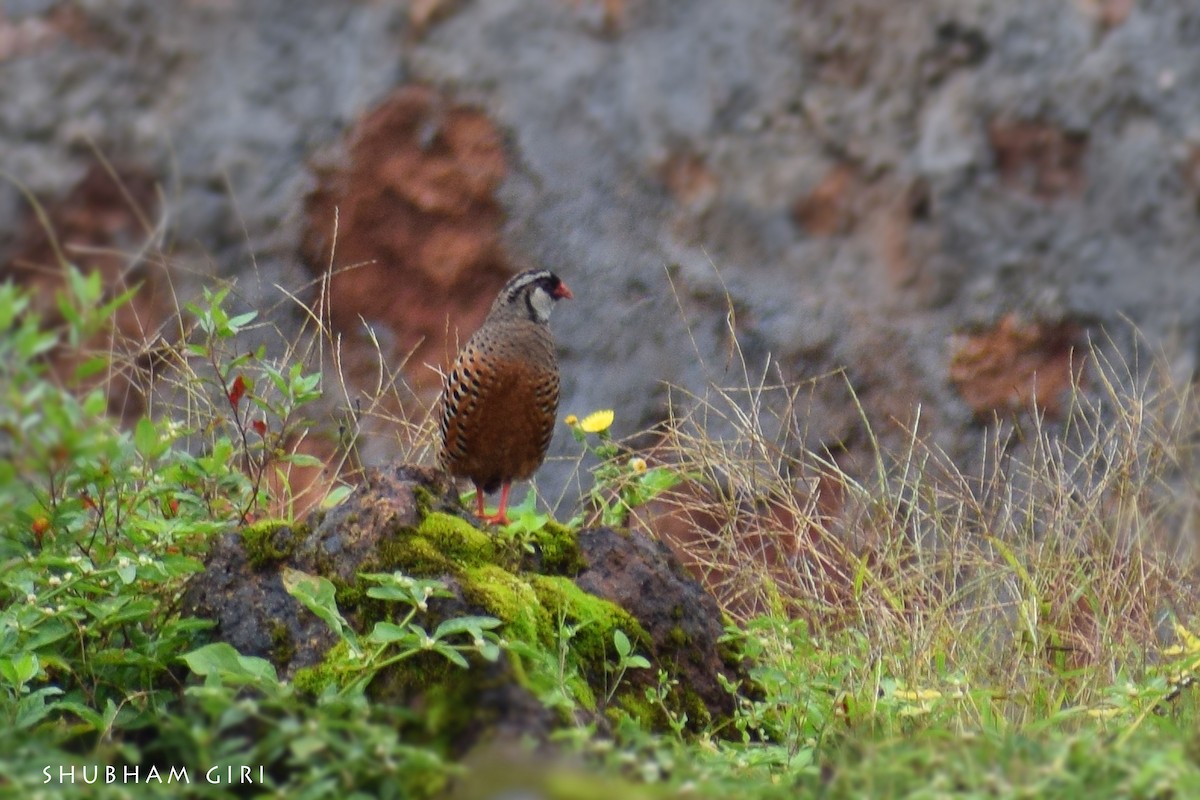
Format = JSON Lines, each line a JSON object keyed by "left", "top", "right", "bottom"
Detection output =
{"left": 474, "top": 486, "right": 487, "bottom": 518}
{"left": 479, "top": 482, "right": 512, "bottom": 525}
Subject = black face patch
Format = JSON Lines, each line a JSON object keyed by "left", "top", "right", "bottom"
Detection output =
{"left": 503, "top": 270, "right": 556, "bottom": 305}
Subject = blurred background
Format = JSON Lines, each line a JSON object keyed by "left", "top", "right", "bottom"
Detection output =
{"left": 3, "top": 0, "right": 1199, "bottom": 511}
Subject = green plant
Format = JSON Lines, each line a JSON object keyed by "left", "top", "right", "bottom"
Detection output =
{"left": 719, "top": 617, "right": 862, "bottom": 758}
{"left": 184, "top": 286, "right": 326, "bottom": 521}
{"left": 0, "top": 271, "right": 235, "bottom": 794}
{"left": 605, "top": 629, "right": 651, "bottom": 705}
{"left": 488, "top": 489, "right": 557, "bottom": 555}
{"left": 281, "top": 569, "right": 503, "bottom": 695}
{"left": 563, "top": 409, "right": 685, "bottom": 528}
{"left": 171, "top": 641, "right": 456, "bottom": 799}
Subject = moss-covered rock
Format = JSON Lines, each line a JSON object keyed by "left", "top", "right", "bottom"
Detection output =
{"left": 528, "top": 574, "right": 649, "bottom": 669}
{"left": 369, "top": 511, "right": 497, "bottom": 576}
{"left": 524, "top": 518, "right": 586, "bottom": 576}
{"left": 241, "top": 518, "right": 302, "bottom": 568}
{"left": 183, "top": 463, "right": 743, "bottom": 751}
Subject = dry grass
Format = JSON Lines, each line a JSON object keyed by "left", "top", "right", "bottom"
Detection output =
{"left": 617, "top": 317, "right": 1200, "bottom": 719}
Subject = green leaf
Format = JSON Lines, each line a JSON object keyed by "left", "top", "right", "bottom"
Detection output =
{"left": 23, "top": 620, "right": 73, "bottom": 651}
{"left": 613, "top": 629, "right": 632, "bottom": 658}
{"left": 52, "top": 699, "right": 106, "bottom": 730}
{"left": 56, "top": 285, "right": 83, "bottom": 330}
{"left": 432, "top": 646, "right": 469, "bottom": 669}
{"left": 289, "top": 735, "right": 328, "bottom": 760}
{"left": 365, "top": 585, "right": 416, "bottom": 603}
{"left": 0, "top": 652, "right": 38, "bottom": 688}
{"left": 181, "top": 642, "right": 278, "bottom": 685}
{"left": 641, "top": 466, "right": 683, "bottom": 490}
{"left": 73, "top": 355, "right": 110, "bottom": 382}
{"left": 368, "top": 621, "right": 417, "bottom": 645}
{"left": 227, "top": 310, "right": 259, "bottom": 331}
{"left": 282, "top": 453, "right": 325, "bottom": 469}
{"left": 433, "top": 616, "right": 502, "bottom": 641}
{"left": 320, "top": 484, "right": 354, "bottom": 510}
{"left": 14, "top": 686, "right": 62, "bottom": 730}
{"left": 281, "top": 567, "right": 354, "bottom": 646}
{"left": 134, "top": 417, "right": 166, "bottom": 461}
{"left": 116, "top": 561, "right": 138, "bottom": 585}
{"left": 91, "top": 596, "right": 158, "bottom": 627}
{"left": 95, "top": 283, "right": 141, "bottom": 323}
{"left": 82, "top": 389, "right": 108, "bottom": 416}
{"left": 0, "top": 283, "right": 28, "bottom": 330}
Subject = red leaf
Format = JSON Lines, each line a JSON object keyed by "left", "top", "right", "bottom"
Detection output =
{"left": 251, "top": 419, "right": 267, "bottom": 437}
{"left": 228, "top": 375, "right": 247, "bottom": 407}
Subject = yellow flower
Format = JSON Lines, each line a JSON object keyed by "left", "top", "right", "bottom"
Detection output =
{"left": 1085, "top": 707, "right": 1123, "bottom": 719}
{"left": 1164, "top": 623, "right": 1200, "bottom": 657}
{"left": 627, "top": 456, "right": 648, "bottom": 473}
{"left": 564, "top": 414, "right": 579, "bottom": 426}
{"left": 578, "top": 409, "right": 615, "bottom": 434}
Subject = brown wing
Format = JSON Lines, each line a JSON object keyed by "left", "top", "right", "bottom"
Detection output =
{"left": 437, "top": 330, "right": 559, "bottom": 493}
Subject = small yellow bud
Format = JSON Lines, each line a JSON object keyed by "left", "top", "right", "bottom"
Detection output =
{"left": 628, "top": 457, "right": 648, "bottom": 473}
{"left": 564, "top": 414, "right": 579, "bottom": 426}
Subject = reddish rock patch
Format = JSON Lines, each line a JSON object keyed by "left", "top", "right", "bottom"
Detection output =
{"left": 948, "top": 314, "right": 1082, "bottom": 419}
{"left": 301, "top": 86, "right": 513, "bottom": 393}
{"left": 0, "top": 4, "right": 90, "bottom": 61}
{"left": 407, "top": 0, "right": 465, "bottom": 35}
{"left": 792, "top": 163, "right": 858, "bottom": 237}
{"left": 1183, "top": 145, "right": 1200, "bottom": 207}
{"left": 660, "top": 151, "right": 718, "bottom": 212}
{"left": 989, "top": 120, "right": 1088, "bottom": 201}
{"left": 1077, "top": 0, "right": 1135, "bottom": 29}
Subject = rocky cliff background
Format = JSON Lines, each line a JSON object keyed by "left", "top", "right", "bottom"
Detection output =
{"left": 4, "top": 0, "right": 1199, "bottom": 508}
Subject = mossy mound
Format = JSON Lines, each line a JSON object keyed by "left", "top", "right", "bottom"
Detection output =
{"left": 241, "top": 518, "right": 304, "bottom": 568}
{"left": 296, "top": 510, "right": 647, "bottom": 726}
{"left": 377, "top": 511, "right": 498, "bottom": 574}
{"left": 183, "top": 464, "right": 741, "bottom": 748}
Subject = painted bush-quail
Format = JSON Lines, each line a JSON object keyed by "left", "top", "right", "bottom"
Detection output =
{"left": 437, "top": 269, "right": 574, "bottom": 525}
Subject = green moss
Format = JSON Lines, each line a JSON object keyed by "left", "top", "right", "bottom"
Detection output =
{"left": 241, "top": 519, "right": 300, "bottom": 568}
{"left": 373, "top": 511, "right": 497, "bottom": 576}
{"left": 449, "top": 567, "right": 655, "bottom": 717}
{"left": 417, "top": 511, "right": 494, "bottom": 559}
{"left": 329, "top": 574, "right": 373, "bottom": 621}
{"left": 411, "top": 484, "right": 439, "bottom": 517}
{"left": 291, "top": 639, "right": 351, "bottom": 696}
{"left": 376, "top": 534, "right": 456, "bottom": 576}
{"left": 529, "top": 575, "right": 650, "bottom": 670}
{"left": 528, "top": 518, "right": 585, "bottom": 575}
{"left": 664, "top": 625, "right": 691, "bottom": 650}
{"left": 673, "top": 680, "right": 713, "bottom": 729}
{"left": 608, "top": 688, "right": 665, "bottom": 730}
{"left": 460, "top": 563, "right": 546, "bottom": 646}
{"left": 268, "top": 619, "right": 295, "bottom": 666}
